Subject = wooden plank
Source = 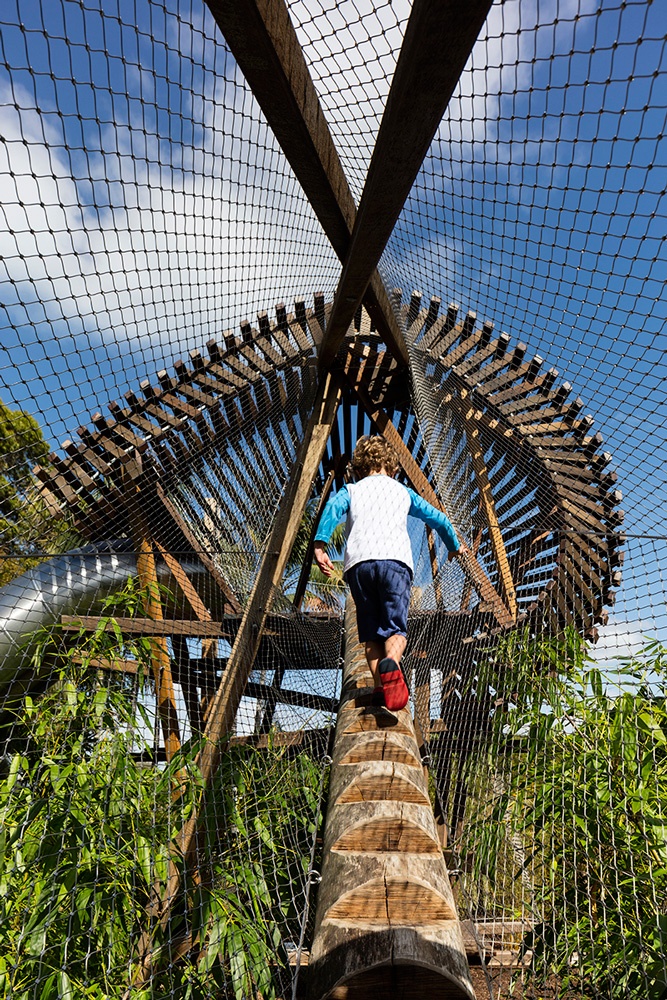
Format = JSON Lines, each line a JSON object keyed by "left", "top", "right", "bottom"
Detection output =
{"left": 33, "top": 461, "right": 78, "bottom": 506}
{"left": 117, "top": 398, "right": 165, "bottom": 439}
{"left": 418, "top": 303, "right": 459, "bottom": 354}
{"left": 429, "top": 316, "right": 472, "bottom": 367}
{"left": 457, "top": 409, "right": 517, "bottom": 621}
{"left": 443, "top": 327, "right": 485, "bottom": 369}
{"left": 237, "top": 338, "right": 274, "bottom": 377}
{"left": 456, "top": 335, "right": 511, "bottom": 383}
{"left": 204, "top": 1, "right": 406, "bottom": 361}
{"left": 451, "top": 332, "right": 498, "bottom": 379}
{"left": 153, "top": 540, "right": 213, "bottom": 623}
{"left": 77, "top": 423, "right": 127, "bottom": 463}
{"left": 319, "top": 0, "right": 493, "bottom": 368}
{"left": 156, "top": 485, "right": 243, "bottom": 614}
{"left": 288, "top": 304, "right": 314, "bottom": 353}
{"left": 92, "top": 412, "right": 146, "bottom": 452}
{"left": 61, "top": 615, "right": 231, "bottom": 638}
{"left": 63, "top": 438, "right": 113, "bottom": 479}
{"left": 59, "top": 450, "right": 102, "bottom": 496}
{"left": 48, "top": 450, "right": 98, "bottom": 499}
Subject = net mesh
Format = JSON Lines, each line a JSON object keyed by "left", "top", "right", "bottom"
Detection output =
{"left": 0, "top": 0, "right": 666, "bottom": 998}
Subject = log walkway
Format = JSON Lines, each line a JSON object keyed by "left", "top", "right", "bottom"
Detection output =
{"left": 308, "top": 600, "right": 475, "bottom": 999}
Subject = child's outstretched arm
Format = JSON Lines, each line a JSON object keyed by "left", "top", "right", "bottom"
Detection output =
{"left": 313, "top": 486, "right": 351, "bottom": 577}
{"left": 406, "top": 488, "right": 465, "bottom": 558}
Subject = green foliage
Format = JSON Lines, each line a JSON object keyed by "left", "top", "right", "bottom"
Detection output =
{"left": 0, "top": 397, "right": 73, "bottom": 586}
{"left": 464, "top": 629, "right": 667, "bottom": 999}
{"left": 0, "top": 588, "right": 325, "bottom": 998}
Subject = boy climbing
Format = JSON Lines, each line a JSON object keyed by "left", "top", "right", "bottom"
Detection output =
{"left": 314, "top": 435, "right": 464, "bottom": 713}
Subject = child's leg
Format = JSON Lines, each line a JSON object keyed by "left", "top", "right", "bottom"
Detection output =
{"left": 384, "top": 632, "right": 407, "bottom": 665}
{"left": 364, "top": 640, "right": 385, "bottom": 687}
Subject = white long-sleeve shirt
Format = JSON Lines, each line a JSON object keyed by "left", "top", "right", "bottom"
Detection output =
{"left": 315, "top": 475, "right": 459, "bottom": 573}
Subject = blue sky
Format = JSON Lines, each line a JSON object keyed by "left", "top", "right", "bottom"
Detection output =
{"left": 1, "top": 0, "right": 666, "bottom": 656}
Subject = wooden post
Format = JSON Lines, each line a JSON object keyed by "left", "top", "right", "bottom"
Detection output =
{"left": 153, "top": 540, "right": 215, "bottom": 736}
{"left": 122, "top": 459, "right": 181, "bottom": 762}
{"left": 457, "top": 404, "right": 518, "bottom": 621}
{"left": 308, "top": 600, "right": 475, "bottom": 999}
{"left": 206, "top": 0, "right": 408, "bottom": 365}
{"left": 155, "top": 487, "right": 242, "bottom": 614}
{"left": 318, "top": 0, "right": 493, "bottom": 368}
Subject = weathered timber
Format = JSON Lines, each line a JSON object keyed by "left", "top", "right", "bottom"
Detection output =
{"left": 455, "top": 405, "right": 517, "bottom": 620}
{"left": 128, "top": 373, "right": 345, "bottom": 989}
{"left": 244, "top": 681, "right": 336, "bottom": 715}
{"left": 156, "top": 485, "right": 242, "bottom": 614}
{"left": 206, "top": 0, "right": 407, "bottom": 365}
{"left": 61, "top": 617, "right": 229, "bottom": 638}
{"left": 153, "top": 540, "right": 214, "bottom": 624}
{"left": 320, "top": 0, "right": 493, "bottom": 368}
{"left": 308, "top": 600, "right": 474, "bottom": 1000}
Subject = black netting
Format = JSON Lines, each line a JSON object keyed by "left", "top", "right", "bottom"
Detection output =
{"left": 1, "top": 1, "right": 666, "bottom": 998}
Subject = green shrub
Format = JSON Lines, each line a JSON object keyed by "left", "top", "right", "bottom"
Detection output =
{"left": 0, "top": 587, "right": 325, "bottom": 998}
{"left": 464, "top": 631, "right": 667, "bottom": 999}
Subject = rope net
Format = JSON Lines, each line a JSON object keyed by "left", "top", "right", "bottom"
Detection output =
{"left": 0, "top": 1, "right": 665, "bottom": 998}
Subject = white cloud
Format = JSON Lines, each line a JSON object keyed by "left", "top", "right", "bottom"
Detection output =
{"left": 0, "top": 74, "right": 339, "bottom": 370}
{"left": 591, "top": 616, "right": 667, "bottom": 664}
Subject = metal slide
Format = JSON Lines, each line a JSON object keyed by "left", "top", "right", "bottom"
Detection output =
{"left": 0, "top": 542, "right": 204, "bottom": 699}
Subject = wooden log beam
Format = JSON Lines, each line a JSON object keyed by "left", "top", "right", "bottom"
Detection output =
{"left": 319, "top": 0, "right": 493, "bottom": 368}
{"left": 155, "top": 485, "right": 242, "bottom": 614}
{"left": 131, "top": 373, "right": 343, "bottom": 987}
{"left": 207, "top": 0, "right": 408, "bottom": 365}
{"left": 352, "top": 381, "right": 515, "bottom": 628}
{"left": 187, "top": 372, "right": 341, "bottom": 762}
{"left": 153, "top": 540, "right": 214, "bottom": 624}
{"left": 245, "top": 681, "right": 336, "bottom": 715}
{"left": 308, "top": 600, "right": 474, "bottom": 999}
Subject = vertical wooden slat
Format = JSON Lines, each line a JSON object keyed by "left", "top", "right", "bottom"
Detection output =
{"left": 122, "top": 459, "right": 182, "bottom": 762}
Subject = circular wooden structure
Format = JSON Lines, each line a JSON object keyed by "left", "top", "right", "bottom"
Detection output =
{"left": 22, "top": 290, "right": 623, "bottom": 720}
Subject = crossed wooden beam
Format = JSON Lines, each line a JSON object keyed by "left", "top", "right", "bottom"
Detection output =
{"left": 121, "top": 0, "right": 498, "bottom": 982}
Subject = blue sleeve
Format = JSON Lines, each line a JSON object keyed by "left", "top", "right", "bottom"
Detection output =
{"left": 407, "top": 488, "right": 460, "bottom": 552}
{"left": 314, "top": 486, "right": 351, "bottom": 544}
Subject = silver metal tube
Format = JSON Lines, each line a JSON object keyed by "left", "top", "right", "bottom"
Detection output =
{"left": 0, "top": 543, "right": 203, "bottom": 691}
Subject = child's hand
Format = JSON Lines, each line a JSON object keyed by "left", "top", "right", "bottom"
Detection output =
{"left": 314, "top": 541, "right": 334, "bottom": 577}
{"left": 449, "top": 541, "right": 471, "bottom": 562}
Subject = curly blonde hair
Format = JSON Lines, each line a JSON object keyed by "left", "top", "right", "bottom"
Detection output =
{"left": 350, "top": 435, "right": 399, "bottom": 479}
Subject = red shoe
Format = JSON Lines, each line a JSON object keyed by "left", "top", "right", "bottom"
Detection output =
{"left": 379, "top": 657, "right": 409, "bottom": 711}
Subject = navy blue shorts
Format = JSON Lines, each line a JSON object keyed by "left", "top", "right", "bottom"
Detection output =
{"left": 345, "top": 559, "right": 413, "bottom": 643}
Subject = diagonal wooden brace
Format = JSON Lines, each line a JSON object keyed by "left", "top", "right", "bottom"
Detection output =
{"left": 351, "top": 381, "right": 515, "bottom": 628}
{"left": 130, "top": 372, "right": 343, "bottom": 986}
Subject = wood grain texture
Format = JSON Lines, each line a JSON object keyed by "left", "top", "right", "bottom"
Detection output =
{"left": 308, "top": 600, "right": 474, "bottom": 1000}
